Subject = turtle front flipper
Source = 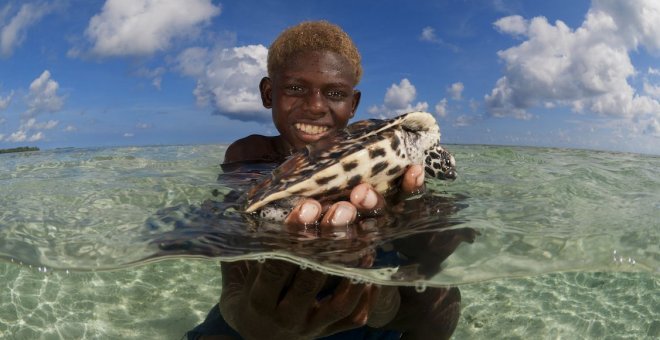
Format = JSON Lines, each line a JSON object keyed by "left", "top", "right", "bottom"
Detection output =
{"left": 253, "top": 196, "right": 302, "bottom": 222}
{"left": 424, "top": 145, "right": 457, "bottom": 180}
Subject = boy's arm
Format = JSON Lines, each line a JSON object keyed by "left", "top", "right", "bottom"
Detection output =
{"left": 217, "top": 165, "right": 434, "bottom": 338}
{"left": 388, "top": 286, "right": 461, "bottom": 340}
{"left": 222, "top": 135, "right": 273, "bottom": 164}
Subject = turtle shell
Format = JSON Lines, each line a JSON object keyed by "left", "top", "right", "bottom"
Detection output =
{"left": 244, "top": 111, "right": 441, "bottom": 213}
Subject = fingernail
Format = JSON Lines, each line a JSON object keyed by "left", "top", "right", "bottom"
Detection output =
{"left": 299, "top": 202, "right": 319, "bottom": 223}
{"left": 331, "top": 204, "right": 355, "bottom": 227}
{"left": 415, "top": 170, "right": 425, "bottom": 187}
{"left": 362, "top": 189, "right": 378, "bottom": 209}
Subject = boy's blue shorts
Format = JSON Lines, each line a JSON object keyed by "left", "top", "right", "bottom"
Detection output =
{"left": 185, "top": 303, "right": 402, "bottom": 340}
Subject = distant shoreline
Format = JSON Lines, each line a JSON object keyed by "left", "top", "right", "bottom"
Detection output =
{"left": 0, "top": 146, "right": 40, "bottom": 154}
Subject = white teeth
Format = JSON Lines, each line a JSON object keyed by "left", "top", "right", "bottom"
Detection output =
{"left": 295, "top": 123, "right": 328, "bottom": 135}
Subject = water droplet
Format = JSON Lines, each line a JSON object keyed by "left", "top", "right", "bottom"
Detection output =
{"left": 350, "top": 276, "right": 360, "bottom": 284}
{"left": 415, "top": 282, "right": 427, "bottom": 293}
{"left": 256, "top": 256, "right": 265, "bottom": 263}
{"left": 299, "top": 263, "right": 308, "bottom": 270}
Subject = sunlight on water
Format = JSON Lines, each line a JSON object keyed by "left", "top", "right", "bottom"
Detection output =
{"left": 1, "top": 144, "right": 657, "bottom": 283}
{"left": 0, "top": 144, "right": 658, "bottom": 338}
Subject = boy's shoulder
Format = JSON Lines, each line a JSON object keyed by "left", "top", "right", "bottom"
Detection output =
{"left": 223, "top": 134, "right": 283, "bottom": 164}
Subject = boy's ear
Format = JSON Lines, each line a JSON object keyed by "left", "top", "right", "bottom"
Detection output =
{"left": 259, "top": 77, "right": 273, "bottom": 108}
{"left": 351, "top": 89, "right": 361, "bottom": 118}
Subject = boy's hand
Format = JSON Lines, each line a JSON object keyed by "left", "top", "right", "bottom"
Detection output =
{"left": 285, "top": 164, "right": 425, "bottom": 228}
{"left": 219, "top": 260, "right": 401, "bottom": 340}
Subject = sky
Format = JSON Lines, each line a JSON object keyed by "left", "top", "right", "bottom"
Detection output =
{"left": 0, "top": 0, "right": 659, "bottom": 155}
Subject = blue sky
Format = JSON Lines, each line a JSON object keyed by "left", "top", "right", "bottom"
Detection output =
{"left": 1, "top": 0, "right": 659, "bottom": 154}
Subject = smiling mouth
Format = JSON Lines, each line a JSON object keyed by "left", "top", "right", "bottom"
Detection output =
{"left": 295, "top": 123, "right": 329, "bottom": 135}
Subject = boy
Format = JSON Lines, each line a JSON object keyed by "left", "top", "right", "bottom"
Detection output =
{"left": 189, "top": 21, "right": 460, "bottom": 339}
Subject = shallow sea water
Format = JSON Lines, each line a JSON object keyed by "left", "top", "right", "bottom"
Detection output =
{"left": 0, "top": 144, "right": 658, "bottom": 338}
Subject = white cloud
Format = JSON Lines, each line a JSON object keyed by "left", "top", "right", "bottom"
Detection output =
{"left": 485, "top": 77, "right": 534, "bottom": 120}
{"left": 0, "top": 90, "right": 13, "bottom": 110}
{"left": 5, "top": 127, "right": 44, "bottom": 142}
{"left": 24, "top": 118, "right": 58, "bottom": 130}
{"left": 176, "top": 47, "right": 208, "bottom": 76}
{"left": 2, "top": 71, "right": 64, "bottom": 144}
{"left": 176, "top": 44, "right": 270, "bottom": 122}
{"left": 643, "top": 81, "right": 660, "bottom": 99}
{"left": 6, "top": 129, "right": 26, "bottom": 142}
{"left": 453, "top": 115, "right": 477, "bottom": 127}
{"left": 28, "top": 131, "right": 43, "bottom": 142}
{"left": 25, "top": 70, "right": 64, "bottom": 117}
{"left": 419, "top": 26, "right": 459, "bottom": 52}
{"left": 469, "top": 99, "right": 479, "bottom": 112}
{"left": 5, "top": 117, "right": 58, "bottom": 143}
{"left": 384, "top": 78, "right": 417, "bottom": 109}
{"left": 84, "top": 0, "right": 221, "bottom": 57}
{"left": 486, "top": 0, "right": 660, "bottom": 120}
{"left": 64, "top": 125, "right": 76, "bottom": 132}
{"left": 135, "top": 66, "right": 166, "bottom": 90}
{"left": 368, "top": 78, "right": 429, "bottom": 117}
{"left": 650, "top": 67, "right": 660, "bottom": 76}
{"left": 0, "top": 3, "right": 54, "bottom": 57}
{"left": 643, "top": 118, "right": 660, "bottom": 136}
{"left": 435, "top": 98, "right": 448, "bottom": 118}
{"left": 493, "top": 15, "right": 528, "bottom": 36}
{"left": 448, "top": 82, "right": 464, "bottom": 100}
{"left": 0, "top": 117, "right": 5, "bottom": 125}
{"left": 591, "top": 0, "right": 660, "bottom": 54}
{"left": 123, "top": 132, "right": 134, "bottom": 137}
{"left": 420, "top": 26, "right": 437, "bottom": 42}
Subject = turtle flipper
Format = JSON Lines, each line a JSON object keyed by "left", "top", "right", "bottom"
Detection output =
{"left": 255, "top": 196, "right": 301, "bottom": 222}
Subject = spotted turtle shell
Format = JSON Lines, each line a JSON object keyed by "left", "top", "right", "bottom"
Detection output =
{"left": 244, "top": 111, "right": 440, "bottom": 213}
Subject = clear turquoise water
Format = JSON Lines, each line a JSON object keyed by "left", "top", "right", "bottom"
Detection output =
{"left": 1, "top": 144, "right": 658, "bottom": 338}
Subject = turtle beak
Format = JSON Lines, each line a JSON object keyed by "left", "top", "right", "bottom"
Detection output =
{"left": 442, "top": 167, "right": 457, "bottom": 180}
{"left": 440, "top": 150, "right": 457, "bottom": 180}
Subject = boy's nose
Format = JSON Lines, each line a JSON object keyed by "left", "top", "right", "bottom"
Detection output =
{"left": 304, "top": 89, "right": 328, "bottom": 116}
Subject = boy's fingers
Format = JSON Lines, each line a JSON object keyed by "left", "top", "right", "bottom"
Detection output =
{"left": 350, "top": 183, "right": 385, "bottom": 214}
{"left": 401, "top": 164, "right": 425, "bottom": 194}
{"left": 320, "top": 201, "right": 357, "bottom": 236}
{"left": 285, "top": 199, "right": 322, "bottom": 225}
{"left": 283, "top": 166, "right": 424, "bottom": 229}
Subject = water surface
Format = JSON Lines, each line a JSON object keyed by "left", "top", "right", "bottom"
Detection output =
{"left": 0, "top": 144, "right": 658, "bottom": 338}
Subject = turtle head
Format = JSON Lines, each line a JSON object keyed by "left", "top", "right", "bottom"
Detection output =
{"left": 424, "top": 144, "right": 457, "bottom": 180}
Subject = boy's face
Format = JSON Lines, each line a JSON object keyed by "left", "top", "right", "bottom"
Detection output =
{"left": 260, "top": 50, "right": 361, "bottom": 151}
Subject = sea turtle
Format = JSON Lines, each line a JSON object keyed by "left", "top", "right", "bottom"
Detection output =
{"left": 244, "top": 111, "right": 456, "bottom": 221}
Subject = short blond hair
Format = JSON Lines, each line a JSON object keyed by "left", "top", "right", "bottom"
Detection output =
{"left": 267, "top": 20, "right": 362, "bottom": 84}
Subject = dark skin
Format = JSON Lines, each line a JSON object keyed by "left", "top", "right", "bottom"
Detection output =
{"left": 211, "top": 51, "right": 458, "bottom": 340}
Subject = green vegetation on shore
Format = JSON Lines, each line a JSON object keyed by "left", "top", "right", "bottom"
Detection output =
{"left": 0, "top": 146, "right": 40, "bottom": 154}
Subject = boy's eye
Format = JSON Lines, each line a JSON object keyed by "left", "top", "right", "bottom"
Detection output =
{"left": 284, "top": 85, "right": 305, "bottom": 93}
{"left": 326, "top": 90, "right": 348, "bottom": 99}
